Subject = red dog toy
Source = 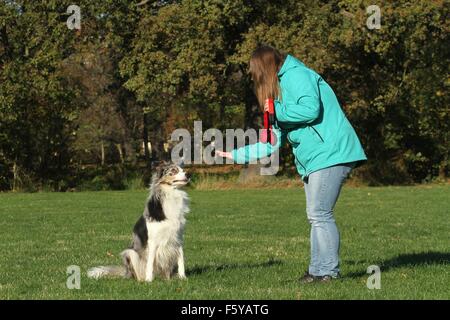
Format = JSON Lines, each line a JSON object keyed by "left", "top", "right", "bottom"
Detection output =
{"left": 260, "top": 98, "right": 277, "bottom": 145}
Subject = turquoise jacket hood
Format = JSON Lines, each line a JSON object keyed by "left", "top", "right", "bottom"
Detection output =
{"left": 278, "top": 54, "right": 305, "bottom": 77}
{"left": 232, "top": 55, "right": 367, "bottom": 180}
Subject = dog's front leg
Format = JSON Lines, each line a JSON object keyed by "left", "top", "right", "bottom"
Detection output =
{"left": 177, "top": 246, "right": 186, "bottom": 279}
{"left": 145, "top": 244, "right": 156, "bottom": 282}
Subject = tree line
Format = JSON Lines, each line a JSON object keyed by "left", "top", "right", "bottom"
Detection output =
{"left": 0, "top": 0, "right": 448, "bottom": 191}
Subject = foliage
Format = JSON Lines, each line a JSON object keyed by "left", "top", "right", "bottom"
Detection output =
{"left": 0, "top": 0, "right": 448, "bottom": 190}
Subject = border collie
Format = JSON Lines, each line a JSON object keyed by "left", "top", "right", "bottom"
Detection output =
{"left": 87, "top": 163, "right": 190, "bottom": 282}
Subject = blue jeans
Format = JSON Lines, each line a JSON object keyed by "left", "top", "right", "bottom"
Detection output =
{"left": 303, "top": 163, "right": 354, "bottom": 277}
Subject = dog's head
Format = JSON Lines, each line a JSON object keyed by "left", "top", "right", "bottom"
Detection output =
{"left": 152, "top": 162, "right": 190, "bottom": 188}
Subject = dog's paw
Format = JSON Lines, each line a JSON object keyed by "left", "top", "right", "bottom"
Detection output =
{"left": 145, "top": 276, "right": 154, "bottom": 283}
{"left": 178, "top": 274, "right": 187, "bottom": 280}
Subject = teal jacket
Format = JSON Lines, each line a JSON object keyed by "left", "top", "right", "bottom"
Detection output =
{"left": 231, "top": 55, "right": 367, "bottom": 180}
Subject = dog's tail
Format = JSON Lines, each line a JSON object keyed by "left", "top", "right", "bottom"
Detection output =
{"left": 87, "top": 249, "right": 143, "bottom": 280}
{"left": 87, "top": 265, "right": 126, "bottom": 279}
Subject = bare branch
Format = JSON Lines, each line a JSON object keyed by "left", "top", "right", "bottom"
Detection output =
{"left": 340, "top": 10, "right": 355, "bottom": 19}
{"left": 136, "top": 0, "right": 151, "bottom": 6}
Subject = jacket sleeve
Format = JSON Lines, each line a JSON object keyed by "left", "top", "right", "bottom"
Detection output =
{"left": 275, "top": 70, "right": 320, "bottom": 124}
{"left": 231, "top": 128, "right": 286, "bottom": 164}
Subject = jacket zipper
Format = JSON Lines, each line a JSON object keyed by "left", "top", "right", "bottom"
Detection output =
{"left": 310, "top": 126, "right": 324, "bottom": 143}
{"left": 296, "top": 158, "right": 306, "bottom": 171}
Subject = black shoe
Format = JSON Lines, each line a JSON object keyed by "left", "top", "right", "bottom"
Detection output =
{"left": 299, "top": 272, "right": 319, "bottom": 284}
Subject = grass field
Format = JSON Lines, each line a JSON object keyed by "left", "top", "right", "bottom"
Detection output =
{"left": 0, "top": 185, "right": 449, "bottom": 299}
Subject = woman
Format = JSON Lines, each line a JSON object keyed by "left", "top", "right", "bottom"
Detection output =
{"left": 216, "top": 45, "right": 367, "bottom": 283}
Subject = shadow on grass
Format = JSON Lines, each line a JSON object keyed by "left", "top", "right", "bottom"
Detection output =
{"left": 187, "top": 259, "right": 283, "bottom": 276}
{"left": 345, "top": 251, "right": 450, "bottom": 278}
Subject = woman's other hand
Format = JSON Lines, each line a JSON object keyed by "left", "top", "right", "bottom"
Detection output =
{"left": 215, "top": 150, "right": 233, "bottom": 159}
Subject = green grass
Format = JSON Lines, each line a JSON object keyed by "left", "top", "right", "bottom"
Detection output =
{"left": 0, "top": 185, "right": 449, "bottom": 299}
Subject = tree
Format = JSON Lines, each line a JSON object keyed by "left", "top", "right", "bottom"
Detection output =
{"left": 0, "top": 0, "right": 448, "bottom": 190}
{"left": 0, "top": 1, "right": 83, "bottom": 190}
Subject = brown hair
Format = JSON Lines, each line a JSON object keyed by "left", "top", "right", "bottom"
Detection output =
{"left": 249, "top": 45, "right": 286, "bottom": 110}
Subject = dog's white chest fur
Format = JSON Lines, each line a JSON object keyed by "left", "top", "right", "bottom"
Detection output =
{"left": 146, "top": 189, "right": 188, "bottom": 243}
{"left": 145, "top": 188, "right": 189, "bottom": 278}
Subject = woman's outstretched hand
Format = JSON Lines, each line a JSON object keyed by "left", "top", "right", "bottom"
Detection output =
{"left": 215, "top": 150, "right": 233, "bottom": 159}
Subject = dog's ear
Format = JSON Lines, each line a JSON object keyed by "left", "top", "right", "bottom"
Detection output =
{"left": 151, "top": 160, "right": 170, "bottom": 167}
{"left": 151, "top": 161, "right": 166, "bottom": 179}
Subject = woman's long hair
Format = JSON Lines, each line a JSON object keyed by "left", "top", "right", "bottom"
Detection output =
{"left": 249, "top": 45, "right": 286, "bottom": 110}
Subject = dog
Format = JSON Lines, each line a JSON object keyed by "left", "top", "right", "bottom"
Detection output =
{"left": 87, "top": 162, "right": 190, "bottom": 282}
